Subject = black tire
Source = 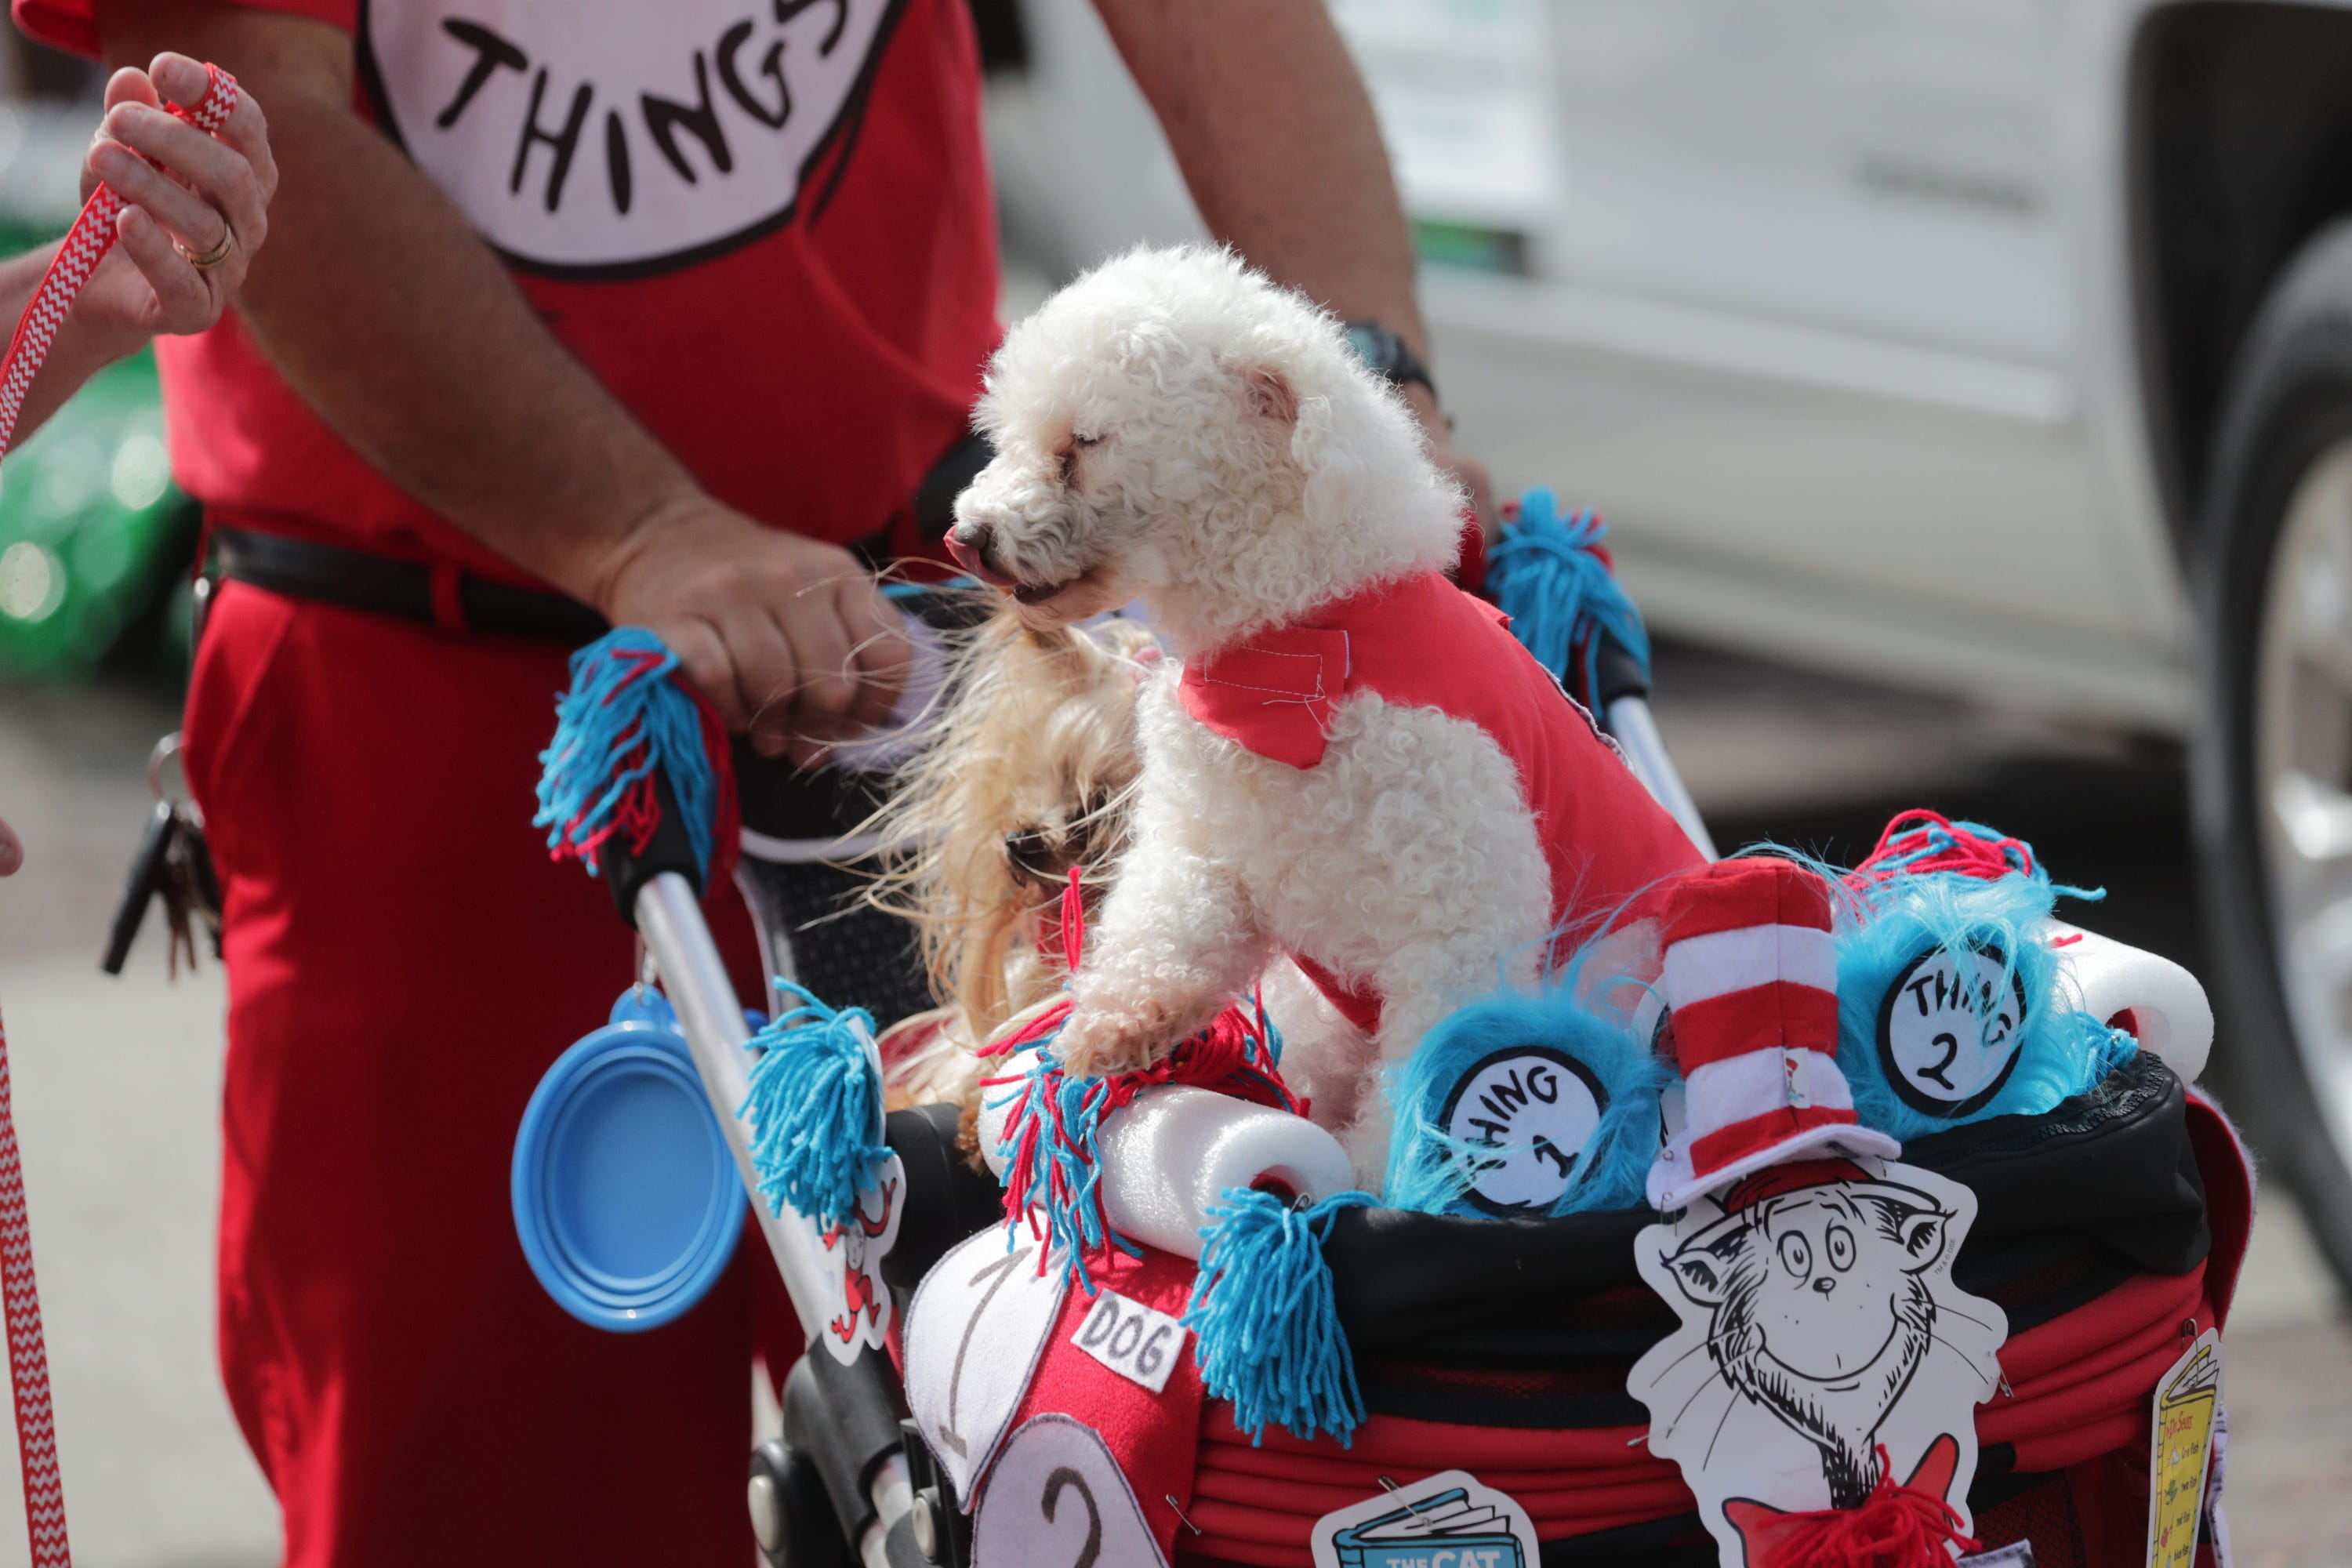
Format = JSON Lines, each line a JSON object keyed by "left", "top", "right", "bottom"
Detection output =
{"left": 2194, "top": 216, "right": 2352, "bottom": 1291}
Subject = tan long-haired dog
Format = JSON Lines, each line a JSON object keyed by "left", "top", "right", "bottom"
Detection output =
{"left": 864, "top": 608, "right": 1156, "bottom": 1110}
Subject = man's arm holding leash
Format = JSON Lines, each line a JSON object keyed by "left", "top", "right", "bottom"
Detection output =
{"left": 2, "top": 53, "right": 273, "bottom": 443}
{"left": 1097, "top": 0, "right": 1494, "bottom": 526}
{"left": 89, "top": 0, "right": 909, "bottom": 762}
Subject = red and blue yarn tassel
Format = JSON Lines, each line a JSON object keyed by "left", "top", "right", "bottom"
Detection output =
{"left": 739, "top": 981, "right": 891, "bottom": 1232}
{"left": 1485, "top": 487, "right": 1650, "bottom": 712}
{"left": 1846, "top": 808, "right": 2103, "bottom": 903}
{"left": 983, "top": 870, "right": 1303, "bottom": 1293}
{"left": 534, "top": 626, "right": 738, "bottom": 887}
{"left": 1184, "top": 1186, "right": 1377, "bottom": 1446}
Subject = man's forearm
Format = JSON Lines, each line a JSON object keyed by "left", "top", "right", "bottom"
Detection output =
{"left": 1097, "top": 0, "right": 1428, "bottom": 361}
{"left": 94, "top": 4, "right": 699, "bottom": 601}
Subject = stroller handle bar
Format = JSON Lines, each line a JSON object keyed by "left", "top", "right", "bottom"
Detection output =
{"left": 1606, "top": 694, "right": 1719, "bottom": 860}
{"left": 634, "top": 871, "right": 919, "bottom": 1568}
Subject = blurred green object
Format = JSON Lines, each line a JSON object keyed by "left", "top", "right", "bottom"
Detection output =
{"left": 0, "top": 220, "right": 195, "bottom": 678}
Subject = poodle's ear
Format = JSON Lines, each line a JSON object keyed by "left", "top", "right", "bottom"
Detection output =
{"left": 1243, "top": 365, "right": 1299, "bottom": 426}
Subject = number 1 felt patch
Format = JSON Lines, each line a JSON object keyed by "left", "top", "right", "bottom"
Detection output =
{"left": 904, "top": 1228, "right": 1069, "bottom": 1504}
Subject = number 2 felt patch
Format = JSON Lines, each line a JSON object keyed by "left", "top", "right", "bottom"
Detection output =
{"left": 971, "top": 1414, "right": 1167, "bottom": 1568}
{"left": 987, "top": 1243, "right": 1207, "bottom": 1562}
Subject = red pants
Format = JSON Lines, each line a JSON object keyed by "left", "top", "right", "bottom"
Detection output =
{"left": 185, "top": 582, "right": 794, "bottom": 1566}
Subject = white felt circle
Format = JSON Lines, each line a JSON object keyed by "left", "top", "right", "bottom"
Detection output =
{"left": 1440, "top": 1047, "right": 1606, "bottom": 1214}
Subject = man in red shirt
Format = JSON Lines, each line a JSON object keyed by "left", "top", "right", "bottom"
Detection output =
{"left": 13, "top": 0, "right": 1490, "bottom": 1563}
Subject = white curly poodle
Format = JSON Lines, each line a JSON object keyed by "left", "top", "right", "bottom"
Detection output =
{"left": 949, "top": 245, "right": 1698, "bottom": 1174}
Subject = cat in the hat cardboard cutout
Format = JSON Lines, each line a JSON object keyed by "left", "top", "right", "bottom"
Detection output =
{"left": 1629, "top": 1159, "right": 2006, "bottom": 1563}
{"left": 1631, "top": 858, "right": 2004, "bottom": 1564}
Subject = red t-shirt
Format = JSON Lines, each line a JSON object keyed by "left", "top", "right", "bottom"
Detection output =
{"left": 13, "top": 0, "right": 1000, "bottom": 583}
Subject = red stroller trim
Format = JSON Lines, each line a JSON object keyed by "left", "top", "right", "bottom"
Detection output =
{"left": 1162, "top": 1091, "right": 2256, "bottom": 1568}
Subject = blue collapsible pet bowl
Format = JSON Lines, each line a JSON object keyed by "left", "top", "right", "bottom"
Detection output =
{"left": 513, "top": 989, "right": 744, "bottom": 1332}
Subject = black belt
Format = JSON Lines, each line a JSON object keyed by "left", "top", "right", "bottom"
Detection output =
{"left": 211, "top": 526, "right": 612, "bottom": 643}
{"left": 208, "top": 434, "right": 990, "bottom": 646}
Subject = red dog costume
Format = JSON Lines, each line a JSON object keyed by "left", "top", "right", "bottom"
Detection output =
{"left": 1178, "top": 568, "right": 1705, "bottom": 1029}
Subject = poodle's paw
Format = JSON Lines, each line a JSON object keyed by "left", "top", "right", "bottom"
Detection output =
{"left": 1054, "top": 1002, "right": 1178, "bottom": 1080}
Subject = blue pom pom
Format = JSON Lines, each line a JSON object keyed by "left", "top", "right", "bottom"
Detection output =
{"left": 1486, "top": 488, "right": 1650, "bottom": 707}
{"left": 1382, "top": 982, "right": 1666, "bottom": 1218}
{"left": 1185, "top": 1188, "right": 1376, "bottom": 1446}
{"left": 739, "top": 982, "right": 890, "bottom": 1231}
{"left": 532, "top": 627, "right": 720, "bottom": 880}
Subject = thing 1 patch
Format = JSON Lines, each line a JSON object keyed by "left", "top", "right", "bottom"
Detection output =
{"left": 1439, "top": 1046, "right": 1606, "bottom": 1215}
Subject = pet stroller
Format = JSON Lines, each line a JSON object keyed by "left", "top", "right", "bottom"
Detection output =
{"left": 519, "top": 561, "right": 2248, "bottom": 1568}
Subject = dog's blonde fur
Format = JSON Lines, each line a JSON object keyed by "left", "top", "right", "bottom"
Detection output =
{"left": 953, "top": 245, "right": 1565, "bottom": 1175}
{"left": 865, "top": 610, "right": 1154, "bottom": 1058}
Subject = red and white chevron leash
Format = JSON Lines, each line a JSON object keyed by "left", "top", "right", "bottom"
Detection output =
{"left": 0, "top": 63, "right": 238, "bottom": 462}
{"left": 0, "top": 63, "right": 241, "bottom": 1568}
{"left": 0, "top": 1011, "right": 65, "bottom": 1568}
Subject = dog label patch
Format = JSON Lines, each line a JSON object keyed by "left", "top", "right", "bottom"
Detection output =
{"left": 1308, "top": 1469, "right": 1538, "bottom": 1568}
{"left": 971, "top": 1414, "right": 1167, "bottom": 1568}
{"left": 904, "top": 1229, "right": 1069, "bottom": 1504}
{"left": 2147, "top": 1328, "right": 2223, "bottom": 1568}
{"left": 1877, "top": 943, "right": 2028, "bottom": 1117}
{"left": 816, "top": 1151, "right": 902, "bottom": 1367}
{"left": 1439, "top": 1047, "right": 1606, "bottom": 1215}
{"left": 1628, "top": 1159, "right": 2008, "bottom": 1563}
{"left": 1069, "top": 1288, "right": 1187, "bottom": 1395}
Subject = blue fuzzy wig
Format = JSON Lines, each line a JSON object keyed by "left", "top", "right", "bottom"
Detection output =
{"left": 1382, "top": 978, "right": 1665, "bottom": 1218}
{"left": 1722, "top": 822, "right": 2145, "bottom": 1142}
{"left": 1798, "top": 837, "right": 2139, "bottom": 1140}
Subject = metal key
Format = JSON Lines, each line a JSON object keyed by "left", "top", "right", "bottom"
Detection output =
{"left": 100, "top": 734, "right": 223, "bottom": 978}
{"left": 161, "top": 805, "right": 223, "bottom": 975}
{"left": 100, "top": 800, "right": 178, "bottom": 975}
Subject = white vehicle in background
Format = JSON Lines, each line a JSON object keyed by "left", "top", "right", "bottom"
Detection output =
{"left": 981, "top": 0, "right": 2352, "bottom": 1285}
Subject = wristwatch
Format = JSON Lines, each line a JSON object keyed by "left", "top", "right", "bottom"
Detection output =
{"left": 1342, "top": 319, "right": 1436, "bottom": 401}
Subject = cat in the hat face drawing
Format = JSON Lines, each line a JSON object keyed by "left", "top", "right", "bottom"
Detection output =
{"left": 1661, "top": 1163, "right": 1954, "bottom": 1508}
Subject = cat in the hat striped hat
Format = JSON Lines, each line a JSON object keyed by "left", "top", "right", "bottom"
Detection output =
{"left": 1646, "top": 856, "right": 1900, "bottom": 1210}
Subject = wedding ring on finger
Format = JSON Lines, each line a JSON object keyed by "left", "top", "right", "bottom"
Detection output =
{"left": 174, "top": 220, "right": 235, "bottom": 271}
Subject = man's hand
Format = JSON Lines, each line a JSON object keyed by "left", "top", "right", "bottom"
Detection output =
{"left": 590, "top": 499, "right": 912, "bottom": 764}
{"left": 0, "top": 816, "right": 19, "bottom": 878}
{"left": 74, "top": 53, "right": 275, "bottom": 362}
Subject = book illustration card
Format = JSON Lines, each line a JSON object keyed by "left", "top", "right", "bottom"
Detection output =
{"left": 1310, "top": 1469, "right": 1540, "bottom": 1568}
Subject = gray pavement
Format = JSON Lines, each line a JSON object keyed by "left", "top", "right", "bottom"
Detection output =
{"left": 0, "top": 647, "right": 2341, "bottom": 1566}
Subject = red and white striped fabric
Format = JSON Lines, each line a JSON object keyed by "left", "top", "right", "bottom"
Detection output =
{"left": 0, "top": 1011, "right": 65, "bottom": 1568}
{"left": 0, "top": 64, "right": 241, "bottom": 1568}
{"left": 1646, "top": 858, "right": 1897, "bottom": 1210}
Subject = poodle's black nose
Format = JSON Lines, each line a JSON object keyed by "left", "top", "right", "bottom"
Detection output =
{"left": 947, "top": 520, "right": 1009, "bottom": 586}
{"left": 1812, "top": 1277, "right": 1836, "bottom": 1294}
